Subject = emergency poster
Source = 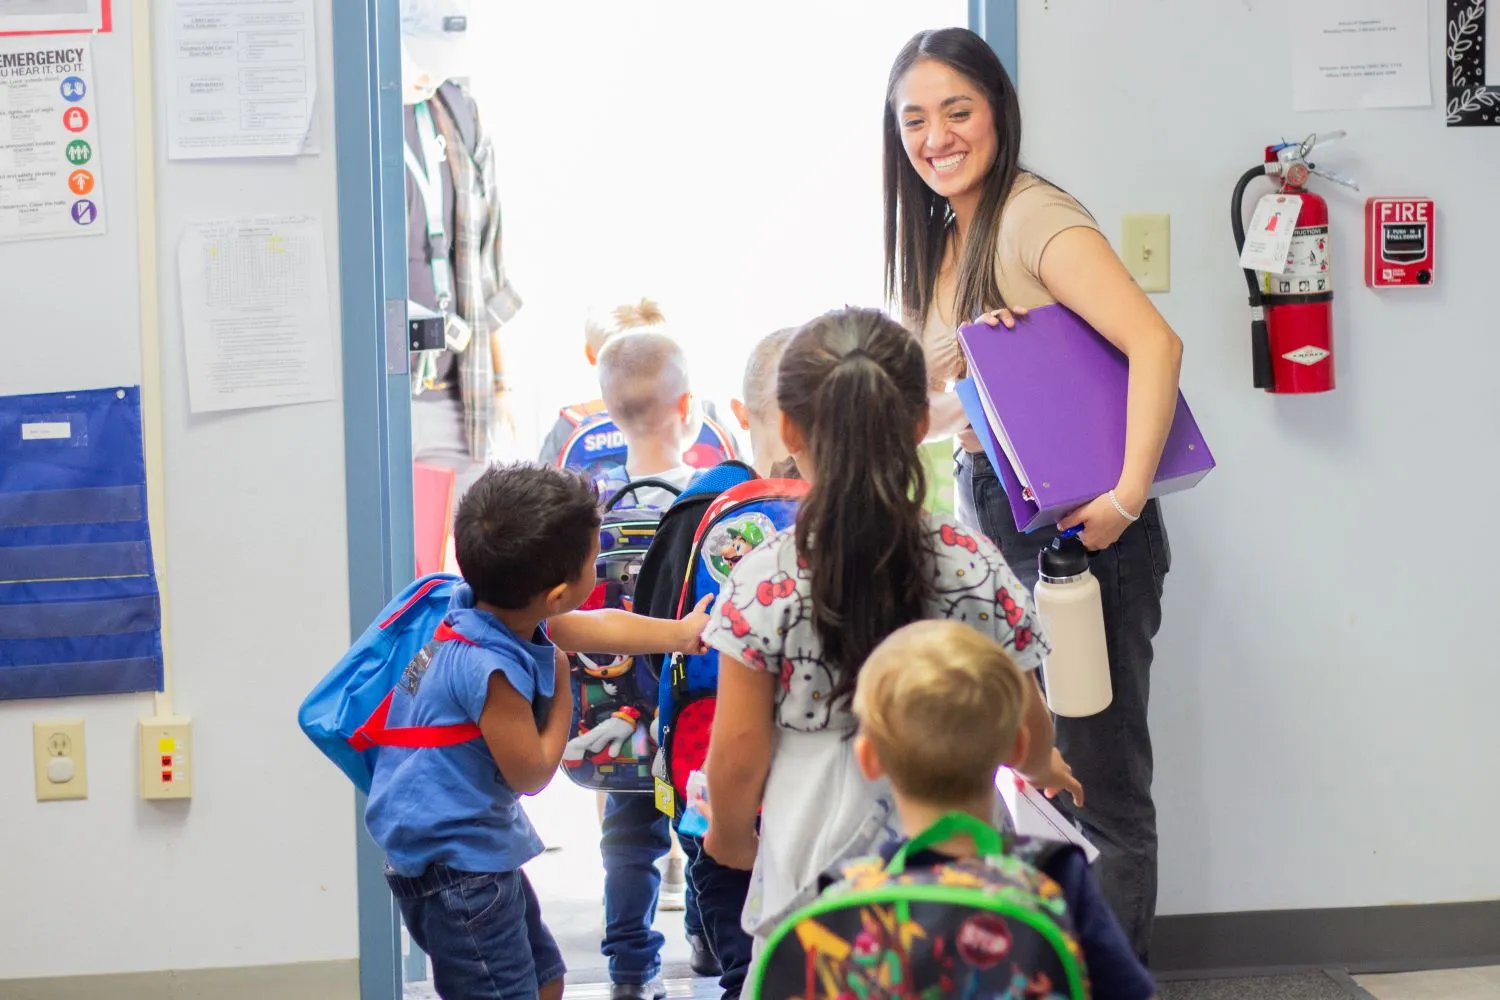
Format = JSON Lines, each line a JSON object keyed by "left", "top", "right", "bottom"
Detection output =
{"left": 0, "top": 36, "right": 106, "bottom": 243}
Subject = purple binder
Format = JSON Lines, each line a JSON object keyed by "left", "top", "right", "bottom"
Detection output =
{"left": 956, "top": 304, "right": 1214, "bottom": 533}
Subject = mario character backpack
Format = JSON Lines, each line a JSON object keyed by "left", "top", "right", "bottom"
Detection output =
{"left": 559, "top": 477, "right": 686, "bottom": 793}
{"left": 651, "top": 477, "right": 807, "bottom": 819}
{"left": 749, "top": 812, "right": 1090, "bottom": 1000}
{"left": 298, "top": 573, "right": 481, "bottom": 793}
{"left": 543, "top": 398, "right": 741, "bottom": 494}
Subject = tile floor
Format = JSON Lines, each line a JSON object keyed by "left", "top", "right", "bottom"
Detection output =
{"left": 1357, "top": 966, "right": 1500, "bottom": 999}
{"left": 403, "top": 781, "right": 1500, "bottom": 999}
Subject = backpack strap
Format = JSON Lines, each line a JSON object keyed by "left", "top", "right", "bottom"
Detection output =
{"left": 888, "top": 811, "right": 1008, "bottom": 874}
{"left": 604, "top": 477, "right": 684, "bottom": 511}
{"left": 348, "top": 621, "right": 483, "bottom": 751}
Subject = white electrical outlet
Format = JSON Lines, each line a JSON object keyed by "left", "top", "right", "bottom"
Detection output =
{"left": 33, "top": 720, "right": 87, "bottom": 801}
{"left": 140, "top": 716, "right": 193, "bottom": 800}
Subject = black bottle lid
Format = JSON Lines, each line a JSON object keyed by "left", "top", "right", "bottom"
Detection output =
{"left": 1038, "top": 532, "right": 1089, "bottom": 582}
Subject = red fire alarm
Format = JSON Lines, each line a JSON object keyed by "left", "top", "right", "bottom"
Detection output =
{"left": 1364, "top": 197, "right": 1435, "bottom": 288}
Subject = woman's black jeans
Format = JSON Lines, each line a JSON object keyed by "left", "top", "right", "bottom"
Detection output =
{"left": 957, "top": 450, "right": 1170, "bottom": 959}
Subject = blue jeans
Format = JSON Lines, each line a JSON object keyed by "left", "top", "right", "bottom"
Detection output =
{"left": 679, "top": 833, "right": 753, "bottom": 999}
{"left": 958, "top": 450, "right": 1169, "bottom": 959}
{"left": 601, "top": 792, "right": 703, "bottom": 984}
{"left": 386, "top": 863, "right": 565, "bottom": 1000}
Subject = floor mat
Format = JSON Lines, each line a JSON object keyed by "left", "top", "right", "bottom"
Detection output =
{"left": 1162, "top": 971, "right": 1366, "bottom": 999}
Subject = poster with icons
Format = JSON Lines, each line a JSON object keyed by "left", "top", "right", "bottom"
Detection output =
{"left": 0, "top": 36, "right": 105, "bottom": 243}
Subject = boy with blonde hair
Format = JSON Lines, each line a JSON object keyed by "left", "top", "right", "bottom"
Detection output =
{"left": 729, "top": 327, "right": 794, "bottom": 476}
{"left": 586, "top": 303, "right": 709, "bottom": 998}
{"left": 850, "top": 620, "right": 1158, "bottom": 1000}
{"left": 536, "top": 298, "right": 738, "bottom": 473}
{"left": 597, "top": 327, "right": 700, "bottom": 494}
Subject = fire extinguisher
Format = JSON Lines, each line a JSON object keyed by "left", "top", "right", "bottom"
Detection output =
{"left": 1230, "top": 131, "right": 1358, "bottom": 393}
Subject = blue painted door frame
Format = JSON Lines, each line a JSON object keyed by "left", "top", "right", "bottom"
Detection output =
{"left": 971, "top": 0, "right": 1018, "bottom": 78}
{"left": 332, "top": 3, "right": 1017, "bottom": 997}
{"left": 331, "top": 0, "right": 408, "bottom": 997}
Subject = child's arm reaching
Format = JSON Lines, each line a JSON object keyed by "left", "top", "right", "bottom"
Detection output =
{"left": 478, "top": 648, "right": 574, "bottom": 796}
{"left": 549, "top": 595, "right": 713, "bottom": 655}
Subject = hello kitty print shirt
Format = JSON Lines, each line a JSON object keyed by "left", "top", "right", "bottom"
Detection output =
{"left": 701, "top": 513, "right": 1050, "bottom": 735}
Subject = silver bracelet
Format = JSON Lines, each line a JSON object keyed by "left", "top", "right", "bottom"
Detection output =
{"left": 1108, "top": 489, "right": 1141, "bottom": 523}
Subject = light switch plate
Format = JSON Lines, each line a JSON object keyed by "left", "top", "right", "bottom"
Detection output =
{"left": 1122, "top": 213, "right": 1171, "bottom": 293}
{"left": 140, "top": 716, "right": 193, "bottom": 800}
{"left": 33, "top": 720, "right": 87, "bottom": 801}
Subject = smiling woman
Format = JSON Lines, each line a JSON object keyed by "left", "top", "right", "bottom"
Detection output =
{"left": 882, "top": 27, "right": 1185, "bottom": 961}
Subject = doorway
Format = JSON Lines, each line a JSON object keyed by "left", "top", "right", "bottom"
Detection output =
{"left": 335, "top": 2, "right": 1008, "bottom": 998}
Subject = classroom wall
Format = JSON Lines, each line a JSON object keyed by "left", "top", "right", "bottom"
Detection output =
{"left": 1017, "top": 0, "right": 1500, "bottom": 915}
{"left": 0, "top": 0, "right": 357, "bottom": 984}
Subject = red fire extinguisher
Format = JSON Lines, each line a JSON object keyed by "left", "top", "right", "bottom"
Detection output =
{"left": 1231, "top": 132, "right": 1358, "bottom": 393}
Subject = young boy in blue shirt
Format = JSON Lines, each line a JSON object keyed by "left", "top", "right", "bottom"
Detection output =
{"left": 366, "top": 463, "right": 708, "bottom": 1000}
{"left": 848, "top": 620, "right": 1159, "bottom": 1000}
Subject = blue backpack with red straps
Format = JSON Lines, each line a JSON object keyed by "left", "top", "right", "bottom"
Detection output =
{"left": 298, "top": 573, "right": 481, "bottom": 793}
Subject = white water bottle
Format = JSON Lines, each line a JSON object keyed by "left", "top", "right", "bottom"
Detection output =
{"left": 1034, "top": 530, "right": 1112, "bottom": 717}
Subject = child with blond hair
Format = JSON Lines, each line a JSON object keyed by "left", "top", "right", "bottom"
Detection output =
{"left": 848, "top": 620, "right": 1157, "bottom": 1000}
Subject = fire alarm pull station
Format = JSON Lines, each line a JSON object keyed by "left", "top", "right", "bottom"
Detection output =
{"left": 1365, "top": 198, "right": 1435, "bottom": 288}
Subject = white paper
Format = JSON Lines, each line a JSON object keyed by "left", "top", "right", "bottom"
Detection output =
{"left": 178, "top": 214, "right": 336, "bottom": 413}
{"left": 1239, "top": 194, "right": 1302, "bottom": 273}
{"left": 166, "top": 0, "right": 318, "bottom": 160}
{"left": 0, "top": 37, "right": 106, "bottom": 243}
{"left": 0, "top": 0, "right": 107, "bottom": 34}
{"left": 998, "top": 768, "right": 1100, "bottom": 863}
{"left": 1293, "top": 0, "right": 1431, "bottom": 111}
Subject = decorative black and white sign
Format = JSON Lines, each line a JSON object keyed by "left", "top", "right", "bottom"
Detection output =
{"left": 1447, "top": 0, "right": 1499, "bottom": 125}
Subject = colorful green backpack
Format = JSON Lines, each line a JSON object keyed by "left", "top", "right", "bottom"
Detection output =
{"left": 748, "top": 812, "right": 1090, "bottom": 1000}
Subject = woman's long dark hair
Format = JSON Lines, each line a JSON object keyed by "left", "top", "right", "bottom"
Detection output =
{"left": 778, "top": 307, "right": 935, "bottom": 708}
{"left": 883, "top": 27, "right": 1023, "bottom": 327}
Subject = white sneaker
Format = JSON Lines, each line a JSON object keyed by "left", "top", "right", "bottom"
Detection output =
{"left": 659, "top": 855, "right": 687, "bottom": 912}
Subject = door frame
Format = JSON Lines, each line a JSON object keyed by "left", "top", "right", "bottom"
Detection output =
{"left": 332, "top": 0, "right": 409, "bottom": 997}
{"left": 334, "top": 3, "right": 1019, "bottom": 998}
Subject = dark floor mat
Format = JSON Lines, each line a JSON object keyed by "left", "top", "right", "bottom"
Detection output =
{"left": 1162, "top": 971, "right": 1365, "bottom": 999}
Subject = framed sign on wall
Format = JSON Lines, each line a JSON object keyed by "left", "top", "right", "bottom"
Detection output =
{"left": 1447, "top": 0, "right": 1499, "bottom": 125}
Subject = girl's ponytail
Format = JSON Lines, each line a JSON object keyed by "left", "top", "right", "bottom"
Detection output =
{"left": 778, "top": 308, "right": 934, "bottom": 707}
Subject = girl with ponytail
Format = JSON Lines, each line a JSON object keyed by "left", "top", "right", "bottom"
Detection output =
{"left": 699, "top": 306, "right": 1080, "bottom": 949}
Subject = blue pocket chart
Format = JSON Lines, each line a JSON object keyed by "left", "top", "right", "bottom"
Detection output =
{"left": 0, "top": 387, "right": 163, "bottom": 700}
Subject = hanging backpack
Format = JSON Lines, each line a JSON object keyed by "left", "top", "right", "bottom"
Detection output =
{"left": 560, "top": 477, "right": 685, "bottom": 793}
{"left": 651, "top": 477, "right": 807, "bottom": 819}
{"left": 749, "top": 812, "right": 1090, "bottom": 1000}
{"left": 298, "top": 573, "right": 481, "bottom": 793}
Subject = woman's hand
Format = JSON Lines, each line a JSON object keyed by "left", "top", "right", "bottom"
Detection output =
{"left": 1058, "top": 484, "right": 1145, "bottom": 552}
{"left": 976, "top": 306, "right": 1028, "bottom": 329}
{"left": 703, "top": 825, "right": 758, "bottom": 871}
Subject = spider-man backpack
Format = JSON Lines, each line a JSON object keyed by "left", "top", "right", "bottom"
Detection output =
{"left": 650, "top": 478, "right": 807, "bottom": 819}
{"left": 543, "top": 398, "right": 742, "bottom": 491}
